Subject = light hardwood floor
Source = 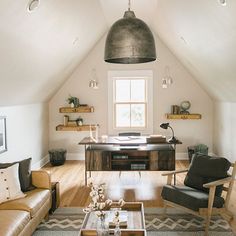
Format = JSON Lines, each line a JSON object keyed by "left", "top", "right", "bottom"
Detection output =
{"left": 42, "top": 160, "right": 236, "bottom": 233}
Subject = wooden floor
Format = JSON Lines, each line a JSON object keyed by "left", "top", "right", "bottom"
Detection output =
{"left": 42, "top": 160, "right": 236, "bottom": 233}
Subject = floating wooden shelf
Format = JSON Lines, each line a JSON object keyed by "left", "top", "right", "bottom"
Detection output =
{"left": 56, "top": 124, "right": 96, "bottom": 131}
{"left": 166, "top": 114, "right": 201, "bottom": 120}
{"left": 59, "top": 106, "right": 94, "bottom": 113}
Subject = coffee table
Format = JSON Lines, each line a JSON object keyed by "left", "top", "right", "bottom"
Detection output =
{"left": 79, "top": 202, "right": 146, "bottom": 236}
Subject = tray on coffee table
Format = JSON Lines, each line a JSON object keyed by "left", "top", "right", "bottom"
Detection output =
{"left": 79, "top": 202, "right": 146, "bottom": 236}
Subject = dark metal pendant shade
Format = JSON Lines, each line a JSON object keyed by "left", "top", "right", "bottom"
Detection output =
{"left": 104, "top": 10, "right": 156, "bottom": 64}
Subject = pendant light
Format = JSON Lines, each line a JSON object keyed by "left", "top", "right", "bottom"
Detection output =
{"left": 104, "top": 0, "right": 156, "bottom": 64}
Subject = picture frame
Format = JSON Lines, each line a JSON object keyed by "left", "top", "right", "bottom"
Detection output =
{"left": 0, "top": 116, "right": 7, "bottom": 154}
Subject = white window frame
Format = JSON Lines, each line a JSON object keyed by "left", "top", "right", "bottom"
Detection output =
{"left": 108, "top": 70, "right": 153, "bottom": 135}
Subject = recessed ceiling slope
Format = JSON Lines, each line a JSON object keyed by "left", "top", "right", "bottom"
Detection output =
{"left": 0, "top": 0, "right": 107, "bottom": 106}
{"left": 154, "top": 0, "right": 236, "bottom": 102}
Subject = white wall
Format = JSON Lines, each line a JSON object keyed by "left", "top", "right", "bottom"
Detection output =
{"left": 0, "top": 103, "right": 49, "bottom": 168}
{"left": 213, "top": 102, "right": 236, "bottom": 162}
{"left": 49, "top": 34, "right": 213, "bottom": 160}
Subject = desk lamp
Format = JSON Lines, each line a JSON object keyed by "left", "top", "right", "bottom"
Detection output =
{"left": 160, "top": 123, "right": 178, "bottom": 143}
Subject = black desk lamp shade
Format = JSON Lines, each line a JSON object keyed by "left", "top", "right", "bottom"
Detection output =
{"left": 160, "top": 123, "right": 178, "bottom": 143}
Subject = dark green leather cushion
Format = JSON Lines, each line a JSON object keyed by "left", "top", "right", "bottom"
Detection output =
{"left": 161, "top": 185, "right": 225, "bottom": 211}
{"left": 0, "top": 158, "right": 35, "bottom": 192}
{"left": 184, "top": 154, "right": 231, "bottom": 196}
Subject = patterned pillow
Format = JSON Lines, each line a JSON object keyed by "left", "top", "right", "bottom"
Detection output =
{"left": 0, "top": 163, "right": 26, "bottom": 204}
{"left": 0, "top": 158, "right": 35, "bottom": 192}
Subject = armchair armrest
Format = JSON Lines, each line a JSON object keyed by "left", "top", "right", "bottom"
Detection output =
{"left": 203, "top": 177, "right": 232, "bottom": 188}
{"left": 162, "top": 169, "right": 189, "bottom": 185}
{"left": 32, "top": 170, "right": 51, "bottom": 189}
{"left": 162, "top": 169, "right": 189, "bottom": 176}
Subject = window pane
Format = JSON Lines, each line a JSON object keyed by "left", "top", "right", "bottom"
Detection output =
{"left": 115, "top": 80, "right": 130, "bottom": 102}
{"left": 131, "top": 80, "right": 145, "bottom": 102}
{"left": 116, "top": 104, "right": 130, "bottom": 127}
{"left": 131, "top": 104, "right": 145, "bottom": 127}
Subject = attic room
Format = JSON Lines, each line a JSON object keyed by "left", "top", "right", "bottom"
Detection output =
{"left": 0, "top": 0, "right": 236, "bottom": 235}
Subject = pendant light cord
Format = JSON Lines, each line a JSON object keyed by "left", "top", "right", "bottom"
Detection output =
{"left": 128, "top": 0, "right": 131, "bottom": 11}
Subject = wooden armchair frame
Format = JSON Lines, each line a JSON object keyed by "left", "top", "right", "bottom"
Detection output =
{"left": 162, "top": 162, "right": 236, "bottom": 236}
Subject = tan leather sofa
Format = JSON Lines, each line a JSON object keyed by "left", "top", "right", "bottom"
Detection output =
{"left": 0, "top": 170, "right": 52, "bottom": 236}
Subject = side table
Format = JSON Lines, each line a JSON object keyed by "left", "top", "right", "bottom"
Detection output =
{"left": 50, "top": 182, "right": 60, "bottom": 214}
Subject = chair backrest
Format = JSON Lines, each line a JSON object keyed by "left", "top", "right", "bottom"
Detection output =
{"left": 118, "top": 132, "right": 141, "bottom": 136}
{"left": 184, "top": 154, "right": 231, "bottom": 196}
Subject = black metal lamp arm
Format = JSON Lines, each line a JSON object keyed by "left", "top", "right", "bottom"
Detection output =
{"left": 168, "top": 125, "right": 175, "bottom": 139}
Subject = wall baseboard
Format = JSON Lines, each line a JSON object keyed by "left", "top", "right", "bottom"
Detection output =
{"left": 32, "top": 154, "right": 49, "bottom": 170}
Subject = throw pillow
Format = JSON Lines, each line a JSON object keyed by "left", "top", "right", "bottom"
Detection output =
{"left": 0, "top": 163, "right": 26, "bottom": 204}
{"left": 184, "top": 154, "right": 231, "bottom": 196}
{"left": 0, "top": 158, "right": 35, "bottom": 192}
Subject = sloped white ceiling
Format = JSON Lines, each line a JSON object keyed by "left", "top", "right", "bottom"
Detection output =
{"left": 0, "top": 0, "right": 235, "bottom": 105}
{"left": 0, "top": 0, "right": 107, "bottom": 105}
{"left": 154, "top": 0, "right": 236, "bottom": 102}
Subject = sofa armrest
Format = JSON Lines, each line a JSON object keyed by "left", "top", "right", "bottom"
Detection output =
{"left": 32, "top": 170, "right": 51, "bottom": 189}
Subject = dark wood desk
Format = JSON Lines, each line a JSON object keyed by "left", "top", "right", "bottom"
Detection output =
{"left": 79, "top": 136, "right": 182, "bottom": 185}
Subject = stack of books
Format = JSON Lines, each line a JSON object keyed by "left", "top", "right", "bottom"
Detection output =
{"left": 146, "top": 135, "right": 166, "bottom": 143}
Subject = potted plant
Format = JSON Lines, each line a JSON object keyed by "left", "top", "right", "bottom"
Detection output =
{"left": 67, "top": 95, "right": 79, "bottom": 108}
{"left": 76, "top": 117, "right": 83, "bottom": 126}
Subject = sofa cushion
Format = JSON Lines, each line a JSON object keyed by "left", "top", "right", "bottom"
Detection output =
{"left": 0, "top": 188, "right": 50, "bottom": 218}
{"left": 0, "top": 210, "right": 30, "bottom": 236}
{"left": 0, "top": 163, "right": 26, "bottom": 204}
{"left": 0, "top": 158, "right": 35, "bottom": 192}
{"left": 184, "top": 154, "right": 231, "bottom": 196}
{"left": 161, "top": 185, "right": 225, "bottom": 211}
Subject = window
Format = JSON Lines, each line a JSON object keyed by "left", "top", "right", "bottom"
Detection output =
{"left": 115, "top": 79, "right": 146, "bottom": 128}
{"left": 108, "top": 70, "right": 153, "bottom": 134}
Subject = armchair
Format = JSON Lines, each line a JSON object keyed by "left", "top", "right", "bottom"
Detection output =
{"left": 161, "top": 154, "right": 236, "bottom": 236}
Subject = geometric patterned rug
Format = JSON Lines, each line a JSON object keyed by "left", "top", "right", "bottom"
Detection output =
{"left": 33, "top": 207, "right": 236, "bottom": 236}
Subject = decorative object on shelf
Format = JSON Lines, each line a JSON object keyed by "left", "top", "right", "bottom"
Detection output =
{"left": 162, "top": 66, "right": 173, "bottom": 89}
{"left": 160, "top": 122, "right": 178, "bottom": 143}
{"left": 104, "top": 0, "right": 156, "bottom": 64}
{"left": 89, "top": 124, "right": 99, "bottom": 142}
{"left": 180, "top": 100, "right": 191, "bottom": 114}
{"left": 171, "top": 105, "right": 180, "bottom": 114}
{"left": 0, "top": 116, "right": 7, "bottom": 154}
{"left": 48, "top": 149, "right": 67, "bottom": 166}
{"left": 89, "top": 68, "right": 99, "bottom": 89}
{"left": 67, "top": 95, "right": 79, "bottom": 108}
{"left": 83, "top": 182, "right": 125, "bottom": 235}
{"left": 63, "top": 115, "right": 69, "bottom": 126}
{"left": 76, "top": 117, "right": 83, "bottom": 126}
